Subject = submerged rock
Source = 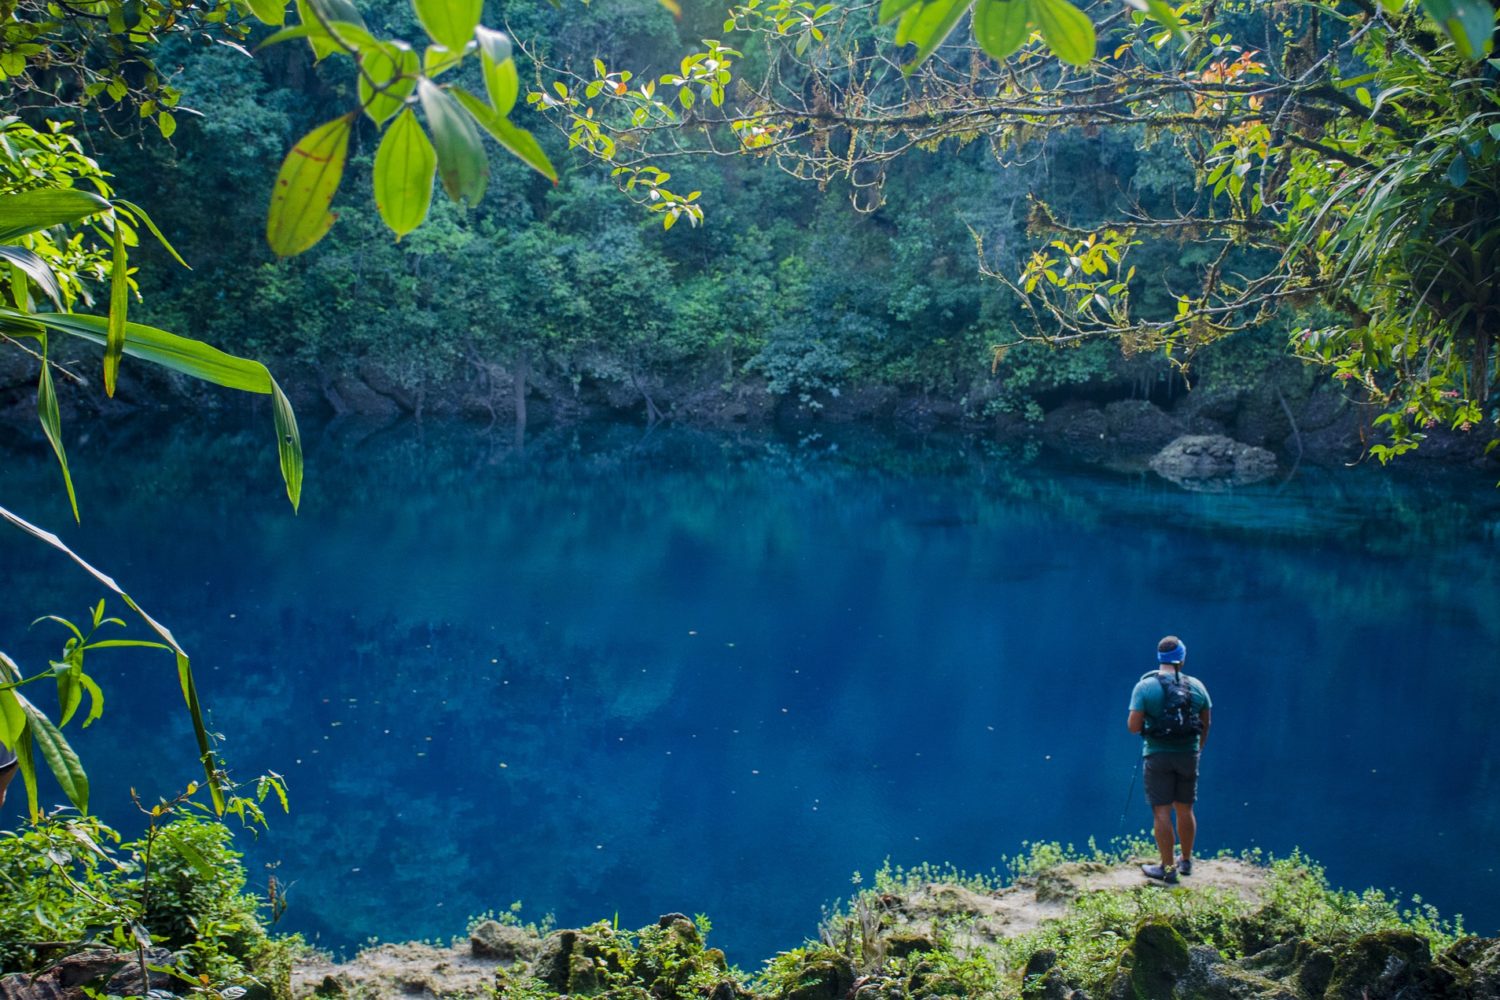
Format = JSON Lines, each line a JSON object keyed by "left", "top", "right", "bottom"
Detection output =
{"left": 1149, "top": 434, "right": 1278, "bottom": 489}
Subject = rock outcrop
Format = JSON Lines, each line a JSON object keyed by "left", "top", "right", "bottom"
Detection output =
{"left": 1150, "top": 434, "right": 1279, "bottom": 489}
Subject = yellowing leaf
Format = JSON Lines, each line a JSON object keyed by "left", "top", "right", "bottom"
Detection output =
{"left": 266, "top": 114, "right": 354, "bottom": 257}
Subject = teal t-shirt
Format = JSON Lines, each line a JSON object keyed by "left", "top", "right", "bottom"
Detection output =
{"left": 1129, "top": 670, "right": 1211, "bottom": 756}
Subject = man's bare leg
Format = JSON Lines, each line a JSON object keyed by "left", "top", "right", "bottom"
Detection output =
{"left": 0, "top": 765, "right": 14, "bottom": 810}
{"left": 1175, "top": 802, "right": 1196, "bottom": 862}
{"left": 1151, "top": 803, "right": 1175, "bottom": 868}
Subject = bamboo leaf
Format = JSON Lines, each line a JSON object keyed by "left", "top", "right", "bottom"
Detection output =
{"left": 112, "top": 200, "right": 190, "bottom": 270}
{"left": 451, "top": 88, "right": 558, "bottom": 182}
{"left": 0, "top": 189, "right": 111, "bottom": 242}
{"left": 412, "top": 0, "right": 483, "bottom": 51}
{"left": 266, "top": 114, "right": 354, "bottom": 257}
{"left": 1031, "top": 0, "right": 1094, "bottom": 66}
{"left": 374, "top": 108, "right": 437, "bottom": 238}
{"left": 78, "top": 674, "right": 104, "bottom": 728}
{"left": 974, "top": 0, "right": 1031, "bottom": 61}
{"left": 272, "top": 379, "right": 303, "bottom": 512}
{"left": 104, "top": 214, "right": 128, "bottom": 397}
{"left": 36, "top": 344, "right": 80, "bottom": 523}
{"left": 177, "top": 652, "right": 224, "bottom": 814}
{"left": 419, "top": 79, "right": 489, "bottom": 203}
{"left": 0, "top": 246, "right": 63, "bottom": 308}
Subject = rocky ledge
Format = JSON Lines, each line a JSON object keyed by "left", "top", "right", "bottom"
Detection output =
{"left": 286, "top": 858, "right": 1500, "bottom": 1000}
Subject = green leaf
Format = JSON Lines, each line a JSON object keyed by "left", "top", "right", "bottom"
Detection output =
{"left": 36, "top": 344, "right": 80, "bottom": 523}
{"left": 419, "top": 79, "right": 489, "bottom": 203}
{"left": 173, "top": 837, "right": 218, "bottom": 880}
{"left": 266, "top": 114, "right": 354, "bottom": 257}
{"left": 0, "top": 189, "right": 111, "bottom": 242}
{"left": 1030, "top": 0, "right": 1094, "bottom": 66}
{"left": 112, "top": 199, "right": 189, "bottom": 270}
{"left": 78, "top": 674, "right": 104, "bottom": 728}
{"left": 896, "top": 0, "right": 973, "bottom": 70}
{"left": 177, "top": 651, "right": 224, "bottom": 814}
{"left": 423, "top": 43, "right": 464, "bottom": 78}
{"left": 21, "top": 696, "right": 88, "bottom": 814}
{"left": 1143, "top": 0, "right": 1185, "bottom": 40}
{"left": 104, "top": 214, "right": 128, "bottom": 397}
{"left": 474, "top": 24, "right": 513, "bottom": 65}
{"left": 1418, "top": 0, "right": 1496, "bottom": 60}
{"left": 0, "top": 246, "right": 63, "bottom": 308}
{"left": 0, "top": 683, "right": 25, "bottom": 748}
{"left": 358, "top": 41, "right": 419, "bottom": 125}
{"left": 973, "top": 0, "right": 1030, "bottom": 61}
{"left": 878, "top": 0, "right": 924, "bottom": 24}
{"left": 451, "top": 88, "right": 559, "bottom": 182}
{"left": 2, "top": 309, "right": 305, "bottom": 509}
{"left": 1448, "top": 152, "right": 1469, "bottom": 186}
{"left": 294, "top": 0, "right": 338, "bottom": 59}
{"left": 245, "top": 0, "right": 287, "bottom": 24}
{"left": 273, "top": 380, "right": 303, "bottom": 512}
{"left": 412, "top": 0, "right": 483, "bottom": 51}
{"left": 55, "top": 660, "right": 82, "bottom": 727}
{"left": 374, "top": 108, "right": 438, "bottom": 238}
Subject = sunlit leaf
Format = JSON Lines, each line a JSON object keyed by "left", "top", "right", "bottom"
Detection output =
{"left": 266, "top": 114, "right": 354, "bottom": 257}
{"left": 112, "top": 200, "right": 190, "bottom": 269}
{"left": 244, "top": 0, "right": 287, "bottom": 26}
{"left": 419, "top": 79, "right": 489, "bottom": 203}
{"left": 0, "top": 246, "right": 63, "bottom": 308}
{"left": 0, "top": 189, "right": 111, "bottom": 242}
{"left": 412, "top": 0, "right": 483, "bottom": 51}
{"left": 358, "top": 41, "right": 419, "bottom": 125}
{"left": 374, "top": 109, "right": 438, "bottom": 239}
{"left": 451, "top": 88, "right": 559, "bottom": 182}
{"left": 878, "top": 0, "right": 924, "bottom": 24}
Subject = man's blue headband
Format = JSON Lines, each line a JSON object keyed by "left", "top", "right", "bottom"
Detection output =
{"left": 1158, "top": 642, "right": 1187, "bottom": 664}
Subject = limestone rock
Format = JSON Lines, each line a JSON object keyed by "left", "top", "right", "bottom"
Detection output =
{"left": 883, "top": 933, "right": 935, "bottom": 959}
{"left": 779, "top": 955, "right": 855, "bottom": 1000}
{"left": 1149, "top": 434, "right": 1277, "bottom": 489}
{"left": 0, "top": 948, "right": 173, "bottom": 1000}
{"left": 468, "top": 921, "right": 539, "bottom": 963}
{"left": 1130, "top": 920, "right": 1191, "bottom": 998}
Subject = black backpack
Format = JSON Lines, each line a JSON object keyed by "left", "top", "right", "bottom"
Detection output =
{"left": 1140, "top": 669, "right": 1202, "bottom": 740}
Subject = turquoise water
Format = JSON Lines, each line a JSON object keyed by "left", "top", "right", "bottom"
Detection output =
{"left": 2, "top": 418, "right": 1499, "bottom": 963}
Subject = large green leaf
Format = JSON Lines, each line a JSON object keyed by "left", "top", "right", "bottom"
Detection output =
{"left": 0, "top": 189, "right": 111, "bottom": 242}
{"left": 474, "top": 28, "right": 518, "bottom": 114}
{"left": 267, "top": 114, "right": 354, "bottom": 257}
{"left": 374, "top": 109, "right": 438, "bottom": 238}
{"left": 878, "top": 0, "right": 924, "bottom": 24}
{"left": 413, "top": 0, "right": 483, "bottom": 52}
{"left": 20, "top": 695, "right": 88, "bottom": 814}
{"left": 104, "top": 215, "right": 127, "bottom": 397}
{"left": 36, "top": 342, "right": 79, "bottom": 523}
{"left": 245, "top": 0, "right": 287, "bottom": 25}
{"left": 359, "top": 42, "right": 419, "bottom": 125}
{"left": 0, "top": 310, "right": 304, "bottom": 509}
{"left": 974, "top": 0, "right": 1031, "bottom": 61}
{"left": 113, "top": 199, "right": 190, "bottom": 270}
{"left": 451, "top": 88, "right": 559, "bottom": 182}
{"left": 1030, "top": 0, "right": 1094, "bottom": 66}
{"left": 1419, "top": 0, "right": 1496, "bottom": 60}
{"left": 896, "top": 0, "right": 973, "bottom": 71}
{"left": 0, "top": 246, "right": 62, "bottom": 307}
{"left": 419, "top": 80, "right": 489, "bottom": 203}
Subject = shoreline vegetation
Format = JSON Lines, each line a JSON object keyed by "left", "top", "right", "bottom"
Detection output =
{"left": 5, "top": 820, "right": 1497, "bottom": 1000}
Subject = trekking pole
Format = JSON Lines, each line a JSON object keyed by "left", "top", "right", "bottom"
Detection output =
{"left": 1117, "top": 757, "right": 1141, "bottom": 833}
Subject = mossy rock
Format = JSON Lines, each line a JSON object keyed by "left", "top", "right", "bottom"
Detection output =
{"left": 904, "top": 958, "right": 967, "bottom": 997}
{"left": 1130, "top": 920, "right": 1190, "bottom": 1000}
{"left": 884, "top": 934, "right": 936, "bottom": 960}
{"left": 780, "top": 955, "right": 855, "bottom": 1000}
{"left": 1442, "top": 937, "right": 1500, "bottom": 997}
{"left": 1323, "top": 929, "right": 1466, "bottom": 1000}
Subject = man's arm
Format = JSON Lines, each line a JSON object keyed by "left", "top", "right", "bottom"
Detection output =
{"left": 1128, "top": 710, "right": 1145, "bottom": 735}
{"left": 1198, "top": 709, "right": 1211, "bottom": 751}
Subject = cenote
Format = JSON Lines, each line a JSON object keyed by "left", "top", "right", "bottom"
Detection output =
{"left": 3, "top": 416, "right": 1499, "bottom": 965}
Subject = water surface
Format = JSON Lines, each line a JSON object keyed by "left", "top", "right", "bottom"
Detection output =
{"left": 3, "top": 417, "right": 1498, "bottom": 962}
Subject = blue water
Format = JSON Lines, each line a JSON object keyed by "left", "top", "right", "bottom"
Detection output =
{"left": 2, "top": 418, "right": 1499, "bottom": 964}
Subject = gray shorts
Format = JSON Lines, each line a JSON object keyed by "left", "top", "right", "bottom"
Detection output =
{"left": 1144, "top": 752, "right": 1199, "bottom": 806}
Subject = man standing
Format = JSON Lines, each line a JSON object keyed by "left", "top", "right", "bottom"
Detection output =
{"left": 1127, "top": 635, "right": 1212, "bottom": 885}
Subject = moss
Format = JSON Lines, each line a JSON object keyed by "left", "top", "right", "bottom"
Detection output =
{"left": 1129, "top": 920, "right": 1190, "bottom": 1000}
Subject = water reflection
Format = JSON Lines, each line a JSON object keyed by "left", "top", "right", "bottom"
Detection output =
{"left": 1, "top": 416, "right": 1498, "bottom": 962}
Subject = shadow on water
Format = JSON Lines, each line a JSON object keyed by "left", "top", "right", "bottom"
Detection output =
{"left": 2, "top": 413, "right": 1499, "bottom": 962}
